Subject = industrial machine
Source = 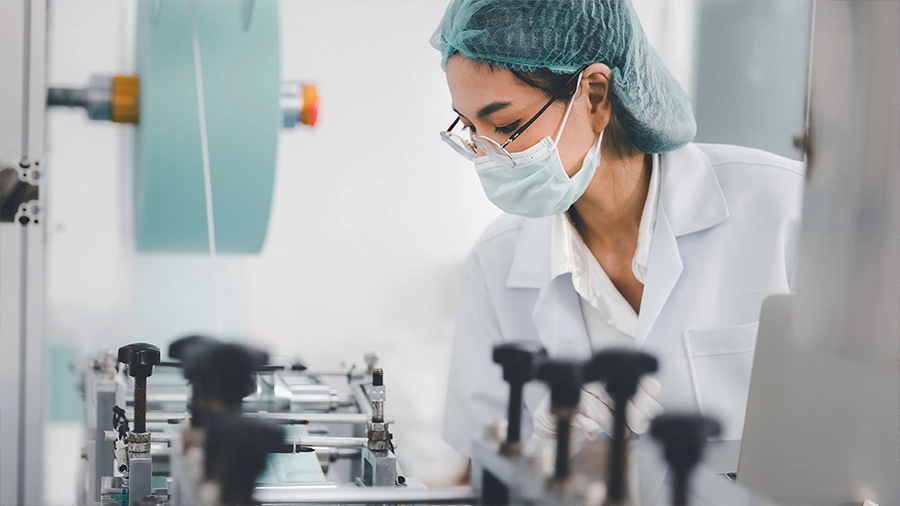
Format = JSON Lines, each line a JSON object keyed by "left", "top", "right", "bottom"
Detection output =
{"left": 77, "top": 337, "right": 754, "bottom": 506}
{"left": 77, "top": 338, "right": 433, "bottom": 505}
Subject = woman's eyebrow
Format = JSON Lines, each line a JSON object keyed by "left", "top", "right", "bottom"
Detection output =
{"left": 476, "top": 101, "right": 512, "bottom": 120}
{"left": 452, "top": 101, "right": 514, "bottom": 121}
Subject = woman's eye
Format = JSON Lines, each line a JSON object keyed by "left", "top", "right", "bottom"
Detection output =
{"left": 463, "top": 124, "right": 476, "bottom": 134}
{"left": 495, "top": 122, "right": 520, "bottom": 135}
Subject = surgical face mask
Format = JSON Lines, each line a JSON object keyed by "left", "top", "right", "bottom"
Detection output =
{"left": 473, "top": 80, "right": 603, "bottom": 218}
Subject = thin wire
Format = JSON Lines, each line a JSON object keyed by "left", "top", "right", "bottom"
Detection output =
{"left": 189, "top": 1, "right": 223, "bottom": 337}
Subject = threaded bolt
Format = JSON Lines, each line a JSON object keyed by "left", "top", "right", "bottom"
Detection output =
{"left": 134, "top": 376, "right": 147, "bottom": 433}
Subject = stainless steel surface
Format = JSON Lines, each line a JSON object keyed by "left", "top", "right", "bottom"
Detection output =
{"left": 359, "top": 448, "right": 397, "bottom": 487}
{"left": 0, "top": 1, "right": 46, "bottom": 503}
{"left": 0, "top": 0, "right": 45, "bottom": 159}
{"left": 127, "top": 452, "right": 153, "bottom": 506}
{"left": 254, "top": 485, "right": 478, "bottom": 505}
{"left": 738, "top": 2, "right": 900, "bottom": 504}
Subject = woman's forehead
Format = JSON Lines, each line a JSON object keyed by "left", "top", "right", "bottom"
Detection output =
{"left": 446, "top": 56, "right": 543, "bottom": 117}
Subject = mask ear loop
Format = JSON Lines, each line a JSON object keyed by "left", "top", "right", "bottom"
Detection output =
{"left": 554, "top": 70, "right": 585, "bottom": 145}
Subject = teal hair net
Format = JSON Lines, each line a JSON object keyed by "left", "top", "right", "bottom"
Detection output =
{"left": 430, "top": 0, "right": 696, "bottom": 154}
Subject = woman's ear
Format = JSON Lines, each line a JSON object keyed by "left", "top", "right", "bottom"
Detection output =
{"left": 583, "top": 62, "right": 612, "bottom": 114}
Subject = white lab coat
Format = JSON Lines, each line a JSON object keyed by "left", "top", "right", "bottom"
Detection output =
{"left": 443, "top": 142, "right": 805, "bottom": 504}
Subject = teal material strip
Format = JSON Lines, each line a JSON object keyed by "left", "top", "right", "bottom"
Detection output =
{"left": 134, "top": 0, "right": 281, "bottom": 253}
{"left": 49, "top": 343, "right": 84, "bottom": 422}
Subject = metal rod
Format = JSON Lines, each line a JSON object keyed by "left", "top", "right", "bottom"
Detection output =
{"left": 142, "top": 411, "right": 392, "bottom": 425}
{"left": 554, "top": 416, "right": 571, "bottom": 481}
{"left": 135, "top": 391, "right": 350, "bottom": 407}
{"left": 46, "top": 87, "right": 88, "bottom": 108}
{"left": 284, "top": 436, "right": 367, "bottom": 449}
{"left": 133, "top": 376, "right": 147, "bottom": 433}
{"left": 607, "top": 398, "right": 628, "bottom": 503}
{"left": 110, "top": 431, "right": 367, "bottom": 450}
{"left": 20, "top": 0, "right": 32, "bottom": 162}
{"left": 506, "top": 381, "right": 523, "bottom": 443}
{"left": 254, "top": 485, "right": 478, "bottom": 505}
{"left": 256, "top": 483, "right": 338, "bottom": 491}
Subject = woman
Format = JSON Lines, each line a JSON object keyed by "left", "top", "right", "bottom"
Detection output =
{"left": 432, "top": 0, "right": 804, "bottom": 503}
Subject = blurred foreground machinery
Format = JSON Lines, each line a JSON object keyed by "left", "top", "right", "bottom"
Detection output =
{"left": 76, "top": 337, "right": 767, "bottom": 506}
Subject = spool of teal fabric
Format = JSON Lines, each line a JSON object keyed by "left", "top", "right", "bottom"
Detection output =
{"left": 134, "top": 0, "right": 281, "bottom": 253}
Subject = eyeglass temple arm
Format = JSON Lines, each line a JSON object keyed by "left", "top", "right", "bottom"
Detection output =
{"left": 501, "top": 64, "right": 589, "bottom": 149}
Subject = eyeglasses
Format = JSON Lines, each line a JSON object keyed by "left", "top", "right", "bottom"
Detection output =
{"left": 440, "top": 65, "right": 588, "bottom": 168}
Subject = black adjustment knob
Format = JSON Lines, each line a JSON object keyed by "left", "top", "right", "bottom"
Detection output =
{"left": 117, "top": 343, "right": 161, "bottom": 434}
{"left": 205, "top": 414, "right": 285, "bottom": 506}
{"left": 117, "top": 342, "right": 161, "bottom": 379}
{"left": 535, "top": 359, "right": 585, "bottom": 482}
{"left": 535, "top": 359, "right": 584, "bottom": 411}
{"left": 168, "top": 334, "right": 219, "bottom": 360}
{"left": 650, "top": 414, "right": 721, "bottom": 506}
{"left": 588, "top": 348, "right": 658, "bottom": 504}
{"left": 588, "top": 348, "right": 658, "bottom": 402}
{"left": 182, "top": 342, "right": 268, "bottom": 426}
{"left": 492, "top": 342, "right": 547, "bottom": 447}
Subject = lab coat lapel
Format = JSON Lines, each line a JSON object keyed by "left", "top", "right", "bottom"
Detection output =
{"left": 506, "top": 217, "right": 592, "bottom": 360}
{"left": 635, "top": 144, "right": 730, "bottom": 345}
{"left": 531, "top": 274, "right": 593, "bottom": 360}
{"left": 635, "top": 207, "right": 683, "bottom": 346}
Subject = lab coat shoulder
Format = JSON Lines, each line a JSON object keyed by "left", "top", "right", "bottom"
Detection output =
{"left": 693, "top": 143, "right": 806, "bottom": 289}
{"left": 697, "top": 143, "right": 805, "bottom": 213}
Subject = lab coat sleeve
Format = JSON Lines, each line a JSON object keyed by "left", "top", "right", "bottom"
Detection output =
{"left": 442, "top": 252, "right": 509, "bottom": 457}
{"left": 785, "top": 198, "right": 804, "bottom": 292}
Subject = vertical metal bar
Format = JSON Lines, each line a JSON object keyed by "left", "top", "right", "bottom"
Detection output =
{"left": 20, "top": 0, "right": 31, "bottom": 163}
{"left": 17, "top": 221, "right": 29, "bottom": 506}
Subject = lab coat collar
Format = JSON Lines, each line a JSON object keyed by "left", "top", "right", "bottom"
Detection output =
{"left": 504, "top": 143, "right": 729, "bottom": 290}
{"left": 659, "top": 143, "right": 730, "bottom": 237}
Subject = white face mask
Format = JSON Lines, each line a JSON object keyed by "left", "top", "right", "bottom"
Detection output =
{"left": 473, "top": 77, "right": 603, "bottom": 218}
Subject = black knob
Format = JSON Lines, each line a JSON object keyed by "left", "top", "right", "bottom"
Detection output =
{"left": 588, "top": 348, "right": 658, "bottom": 504}
{"left": 492, "top": 342, "right": 547, "bottom": 446}
{"left": 535, "top": 359, "right": 584, "bottom": 410}
{"left": 117, "top": 343, "right": 161, "bottom": 434}
{"left": 117, "top": 342, "right": 161, "bottom": 379}
{"left": 168, "top": 334, "right": 219, "bottom": 360}
{"left": 587, "top": 348, "right": 658, "bottom": 402}
{"left": 535, "top": 359, "right": 585, "bottom": 481}
{"left": 182, "top": 342, "right": 268, "bottom": 426}
{"left": 651, "top": 413, "right": 721, "bottom": 505}
{"left": 205, "top": 413, "right": 285, "bottom": 506}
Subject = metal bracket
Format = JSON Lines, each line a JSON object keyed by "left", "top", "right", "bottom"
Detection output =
{"left": 14, "top": 200, "right": 40, "bottom": 226}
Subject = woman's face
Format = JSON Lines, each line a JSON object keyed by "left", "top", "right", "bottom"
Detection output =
{"left": 445, "top": 55, "right": 603, "bottom": 177}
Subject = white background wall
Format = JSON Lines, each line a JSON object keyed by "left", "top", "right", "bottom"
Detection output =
{"left": 42, "top": 1, "right": 696, "bottom": 503}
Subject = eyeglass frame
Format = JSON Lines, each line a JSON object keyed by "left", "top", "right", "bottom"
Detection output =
{"left": 441, "top": 64, "right": 590, "bottom": 164}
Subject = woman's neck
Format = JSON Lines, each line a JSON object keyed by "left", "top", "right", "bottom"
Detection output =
{"left": 570, "top": 147, "right": 651, "bottom": 255}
